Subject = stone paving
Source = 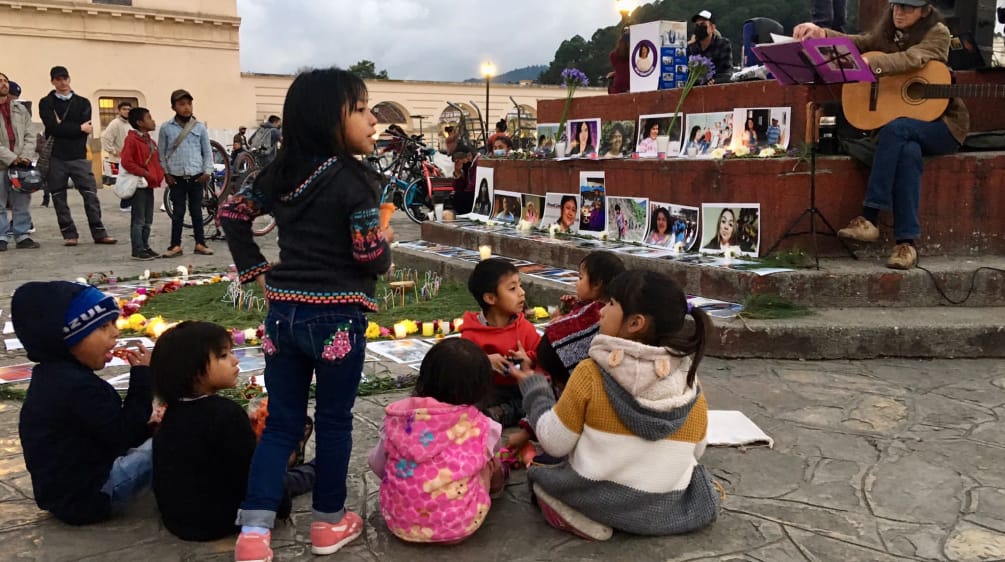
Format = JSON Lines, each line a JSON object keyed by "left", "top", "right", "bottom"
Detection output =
{"left": 2, "top": 191, "right": 1005, "bottom": 561}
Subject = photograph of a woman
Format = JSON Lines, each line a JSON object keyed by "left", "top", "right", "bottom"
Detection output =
{"left": 700, "top": 204, "right": 760, "bottom": 256}
{"left": 600, "top": 121, "right": 634, "bottom": 158}
{"left": 566, "top": 119, "right": 599, "bottom": 157}
{"left": 646, "top": 206, "right": 673, "bottom": 246}
{"left": 556, "top": 195, "right": 578, "bottom": 232}
{"left": 636, "top": 113, "right": 683, "bottom": 157}
{"left": 521, "top": 193, "right": 544, "bottom": 228}
{"left": 633, "top": 40, "right": 656, "bottom": 76}
{"left": 636, "top": 119, "right": 660, "bottom": 154}
{"left": 473, "top": 179, "right": 492, "bottom": 216}
{"left": 646, "top": 202, "right": 699, "bottom": 250}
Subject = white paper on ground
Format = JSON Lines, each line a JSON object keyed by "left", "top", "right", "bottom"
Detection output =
{"left": 707, "top": 410, "right": 774, "bottom": 448}
{"left": 4, "top": 338, "right": 23, "bottom": 352}
{"left": 3, "top": 321, "right": 13, "bottom": 334}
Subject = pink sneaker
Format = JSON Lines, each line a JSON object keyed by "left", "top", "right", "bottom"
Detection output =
{"left": 234, "top": 531, "right": 272, "bottom": 562}
{"left": 310, "top": 511, "right": 363, "bottom": 555}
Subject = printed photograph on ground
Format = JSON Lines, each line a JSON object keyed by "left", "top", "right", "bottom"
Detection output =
{"left": 491, "top": 190, "right": 523, "bottom": 224}
{"left": 681, "top": 111, "right": 734, "bottom": 157}
{"left": 540, "top": 192, "right": 579, "bottom": 234}
{"left": 646, "top": 202, "right": 700, "bottom": 251}
{"left": 606, "top": 196, "right": 649, "bottom": 243}
{"left": 469, "top": 166, "right": 494, "bottom": 220}
{"left": 578, "top": 172, "right": 606, "bottom": 237}
{"left": 521, "top": 193, "right": 545, "bottom": 228}
{"left": 700, "top": 203, "right": 761, "bottom": 257}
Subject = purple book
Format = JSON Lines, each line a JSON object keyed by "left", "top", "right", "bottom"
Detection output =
{"left": 752, "top": 36, "right": 875, "bottom": 85}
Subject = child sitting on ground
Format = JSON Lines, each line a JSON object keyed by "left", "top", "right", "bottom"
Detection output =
{"left": 459, "top": 258, "right": 541, "bottom": 430}
{"left": 536, "top": 251, "right": 626, "bottom": 395}
{"left": 369, "top": 338, "right": 505, "bottom": 543}
{"left": 13, "top": 281, "right": 154, "bottom": 525}
{"left": 150, "top": 321, "right": 315, "bottom": 542}
{"left": 511, "top": 270, "right": 720, "bottom": 540}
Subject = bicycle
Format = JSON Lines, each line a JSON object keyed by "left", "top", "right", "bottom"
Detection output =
{"left": 377, "top": 131, "right": 450, "bottom": 224}
{"left": 162, "top": 140, "right": 230, "bottom": 233}
{"left": 220, "top": 146, "right": 277, "bottom": 236}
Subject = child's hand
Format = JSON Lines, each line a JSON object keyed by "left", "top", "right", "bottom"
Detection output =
{"left": 488, "top": 353, "right": 513, "bottom": 375}
{"left": 560, "top": 294, "right": 577, "bottom": 306}
{"left": 509, "top": 341, "right": 531, "bottom": 368}
{"left": 124, "top": 343, "right": 151, "bottom": 367}
{"left": 508, "top": 359, "right": 536, "bottom": 382}
{"left": 382, "top": 225, "right": 396, "bottom": 243}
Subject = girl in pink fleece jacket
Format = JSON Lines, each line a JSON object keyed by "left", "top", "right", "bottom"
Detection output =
{"left": 369, "top": 338, "right": 506, "bottom": 543}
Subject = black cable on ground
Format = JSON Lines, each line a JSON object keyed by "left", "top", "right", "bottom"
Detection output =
{"left": 916, "top": 253, "right": 1005, "bottom": 305}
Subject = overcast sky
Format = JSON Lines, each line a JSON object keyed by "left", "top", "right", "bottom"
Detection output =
{"left": 236, "top": 0, "right": 621, "bottom": 81}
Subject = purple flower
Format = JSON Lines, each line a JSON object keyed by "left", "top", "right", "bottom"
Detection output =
{"left": 687, "top": 55, "right": 716, "bottom": 85}
{"left": 560, "top": 68, "right": 590, "bottom": 89}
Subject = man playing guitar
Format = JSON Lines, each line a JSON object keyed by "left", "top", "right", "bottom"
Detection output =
{"left": 794, "top": 0, "right": 969, "bottom": 270}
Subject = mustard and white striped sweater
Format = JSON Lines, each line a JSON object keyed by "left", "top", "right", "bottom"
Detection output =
{"left": 520, "top": 334, "right": 719, "bottom": 535}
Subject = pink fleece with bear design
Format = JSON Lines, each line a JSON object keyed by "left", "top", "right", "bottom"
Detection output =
{"left": 369, "top": 396, "right": 500, "bottom": 543}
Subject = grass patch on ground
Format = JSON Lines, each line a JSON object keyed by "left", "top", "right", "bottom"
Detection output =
{"left": 740, "top": 293, "right": 813, "bottom": 320}
{"left": 136, "top": 280, "right": 479, "bottom": 328}
{"left": 755, "top": 250, "right": 813, "bottom": 269}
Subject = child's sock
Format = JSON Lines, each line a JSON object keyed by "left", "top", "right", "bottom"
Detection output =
{"left": 241, "top": 525, "right": 270, "bottom": 535}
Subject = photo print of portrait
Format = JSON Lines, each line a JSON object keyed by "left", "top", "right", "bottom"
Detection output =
{"left": 731, "top": 107, "right": 792, "bottom": 150}
{"left": 541, "top": 192, "right": 579, "bottom": 234}
{"left": 565, "top": 118, "right": 601, "bottom": 158}
{"left": 535, "top": 123, "right": 560, "bottom": 156}
{"left": 521, "top": 193, "right": 545, "bottom": 228}
{"left": 632, "top": 39, "right": 657, "bottom": 77}
{"left": 636, "top": 113, "right": 683, "bottom": 157}
{"left": 468, "top": 166, "right": 494, "bottom": 220}
{"left": 606, "top": 197, "right": 649, "bottom": 243}
{"left": 646, "top": 202, "right": 700, "bottom": 251}
{"left": 600, "top": 120, "right": 636, "bottom": 159}
{"left": 491, "top": 190, "right": 523, "bottom": 224}
{"left": 578, "top": 172, "right": 607, "bottom": 237}
{"left": 700, "top": 203, "right": 761, "bottom": 257}
{"left": 681, "top": 111, "right": 734, "bottom": 157}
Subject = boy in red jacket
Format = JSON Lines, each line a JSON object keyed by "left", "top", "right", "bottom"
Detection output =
{"left": 120, "top": 107, "right": 165, "bottom": 260}
{"left": 460, "top": 258, "right": 540, "bottom": 430}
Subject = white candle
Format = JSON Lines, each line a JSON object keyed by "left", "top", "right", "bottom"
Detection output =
{"left": 393, "top": 323, "right": 407, "bottom": 339}
{"left": 479, "top": 245, "right": 492, "bottom": 260}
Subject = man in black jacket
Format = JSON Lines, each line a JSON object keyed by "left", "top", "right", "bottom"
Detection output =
{"left": 38, "top": 66, "right": 116, "bottom": 246}
{"left": 687, "top": 10, "right": 734, "bottom": 84}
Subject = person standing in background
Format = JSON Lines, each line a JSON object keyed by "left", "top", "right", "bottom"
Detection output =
{"left": 812, "top": 0, "right": 847, "bottom": 31}
{"left": 102, "top": 101, "right": 133, "bottom": 211}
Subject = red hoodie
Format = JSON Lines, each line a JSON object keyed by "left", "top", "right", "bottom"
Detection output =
{"left": 120, "top": 129, "right": 165, "bottom": 188}
{"left": 459, "top": 310, "right": 540, "bottom": 386}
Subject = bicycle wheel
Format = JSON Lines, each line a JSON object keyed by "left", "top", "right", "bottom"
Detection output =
{"left": 219, "top": 168, "right": 276, "bottom": 237}
{"left": 232, "top": 151, "right": 258, "bottom": 187}
{"left": 402, "top": 178, "right": 435, "bottom": 223}
{"left": 210, "top": 140, "right": 231, "bottom": 196}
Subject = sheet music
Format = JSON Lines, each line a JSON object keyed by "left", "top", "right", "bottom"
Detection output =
{"left": 769, "top": 33, "right": 796, "bottom": 44}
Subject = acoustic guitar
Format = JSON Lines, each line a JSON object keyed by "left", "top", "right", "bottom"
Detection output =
{"left": 842, "top": 51, "right": 1005, "bottom": 131}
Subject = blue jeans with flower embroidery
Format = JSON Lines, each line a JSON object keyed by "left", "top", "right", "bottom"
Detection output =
{"left": 236, "top": 301, "right": 367, "bottom": 528}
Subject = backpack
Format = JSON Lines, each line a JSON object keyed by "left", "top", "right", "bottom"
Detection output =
{"left": 248, "top": 125, "right": 274, "bottom": 152}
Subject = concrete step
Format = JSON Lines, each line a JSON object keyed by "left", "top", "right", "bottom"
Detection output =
{"left": 392, "top": 243, "right": 1005, "bottom": 360}
{"left": 420, "top": 222, "right": 1005, "bottom": 308}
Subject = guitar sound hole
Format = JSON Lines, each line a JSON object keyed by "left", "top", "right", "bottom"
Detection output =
{"left": 905, "top": 81, "right": 927, "bottom": 104}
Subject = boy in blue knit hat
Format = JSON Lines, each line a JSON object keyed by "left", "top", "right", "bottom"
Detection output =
{"left": 13, "top": 281, "right": 154, "bottom": 524}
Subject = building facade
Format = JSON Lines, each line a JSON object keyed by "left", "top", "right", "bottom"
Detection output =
{"left": 2, "top": 0, "right": 602, "bottom": 153}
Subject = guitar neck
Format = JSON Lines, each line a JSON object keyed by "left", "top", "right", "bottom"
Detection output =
{"left": 922, "top": 83, "right": 1005, "bottom": 99}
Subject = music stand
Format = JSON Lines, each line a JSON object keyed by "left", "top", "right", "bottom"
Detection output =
{"left": 753, "top": 39, "right": 866, "bottom": 268}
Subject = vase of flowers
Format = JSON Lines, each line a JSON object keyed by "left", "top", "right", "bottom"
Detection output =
{"left": 557, "top": 67, "right": 589, "bottom": 148}
{"left": 666, "top": 55, "right": 716, "bottom": 156}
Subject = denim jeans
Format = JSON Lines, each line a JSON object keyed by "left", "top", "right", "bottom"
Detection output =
{"left": 864, "top": 118, "right": 960, "bottom": 241}
{"left": 810, "top": 0, "right": 847, "bottom": 31}
{"left": 129, "top": 188, "right": 154, "bottom": 253}
{"left": 237, "top": 302, "right": 367, "bottom": 529}
{"left": 101, "top": 438, "right": 153, "bottom": 512}
{"left": 168, "top": 177, "right": 205, "bottom": 247}
{"left": 0, "top": 172, "right": 33, "bottom": 242}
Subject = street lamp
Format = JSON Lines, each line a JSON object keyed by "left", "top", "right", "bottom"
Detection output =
{"left": 615, "top": 0, "right": 636, "bottom": 24}
{"left": 481, "top": 61, "right": 495, "bottom": 149}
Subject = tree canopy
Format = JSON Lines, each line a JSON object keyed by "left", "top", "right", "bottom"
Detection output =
{"left": 540, "top": 0, "right": 859, "bottom": 85}
{"left": 349, "top": 59, "right": 389, "bottom": 80}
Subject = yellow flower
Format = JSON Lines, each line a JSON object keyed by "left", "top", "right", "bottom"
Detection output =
{"left": 533, "top": 306, "right": 550, "bottom": 320}
{"left": 127, "top": 313, "right": 147, "bottom": 331}
{"left": 710, "top": 148, "right": 727, "bottom": 159}
{"left": 365, "top": 321, "right": 381, "bottom": 339}
{"left": 733, "top": 145, "right": 750, "bottom": 157}
{"left": 403, "top": 320, "right": 419, "bottom": 334}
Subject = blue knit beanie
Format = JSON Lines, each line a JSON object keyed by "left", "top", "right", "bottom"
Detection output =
{"left": 63, "top": 285, "right": 120, "bottom": 347}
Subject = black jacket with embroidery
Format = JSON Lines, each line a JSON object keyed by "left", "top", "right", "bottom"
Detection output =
{"left": 219, "top": 157, "right": 392, "bottom": 311}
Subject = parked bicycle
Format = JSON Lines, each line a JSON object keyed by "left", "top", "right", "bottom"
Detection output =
{"left": 376, "top": 131, "right": 450, "bottom": 224}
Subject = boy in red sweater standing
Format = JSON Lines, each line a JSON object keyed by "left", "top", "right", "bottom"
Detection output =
{"left": 460, "top": 258, "right": 541, "bottom": 430}
{"left": 120, "top": 107, "right": 164, "bottom": 260}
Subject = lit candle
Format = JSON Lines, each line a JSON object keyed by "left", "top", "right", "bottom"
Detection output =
{"left": 479, "top": 245, "right": 492, "bottom": 260}
{"left": 421, "top": 322, "right": 434, "bottom": 337}
{"left": 115, "top": 316, "right": 130, "bottom": 331}
{"left": 232, "top": 329, "right": 246, "bottom": 345}
{"left": 453, "top": 317, "right": 464, "bottom": 331}
{"left": 393, "top": 322, "right": 408, "bottom": 339}
{"left": 438, "top": 319, "right": 449, "bottom": 334}
{"left": 549, "top": 223, "right": 559, "bottom": 238}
